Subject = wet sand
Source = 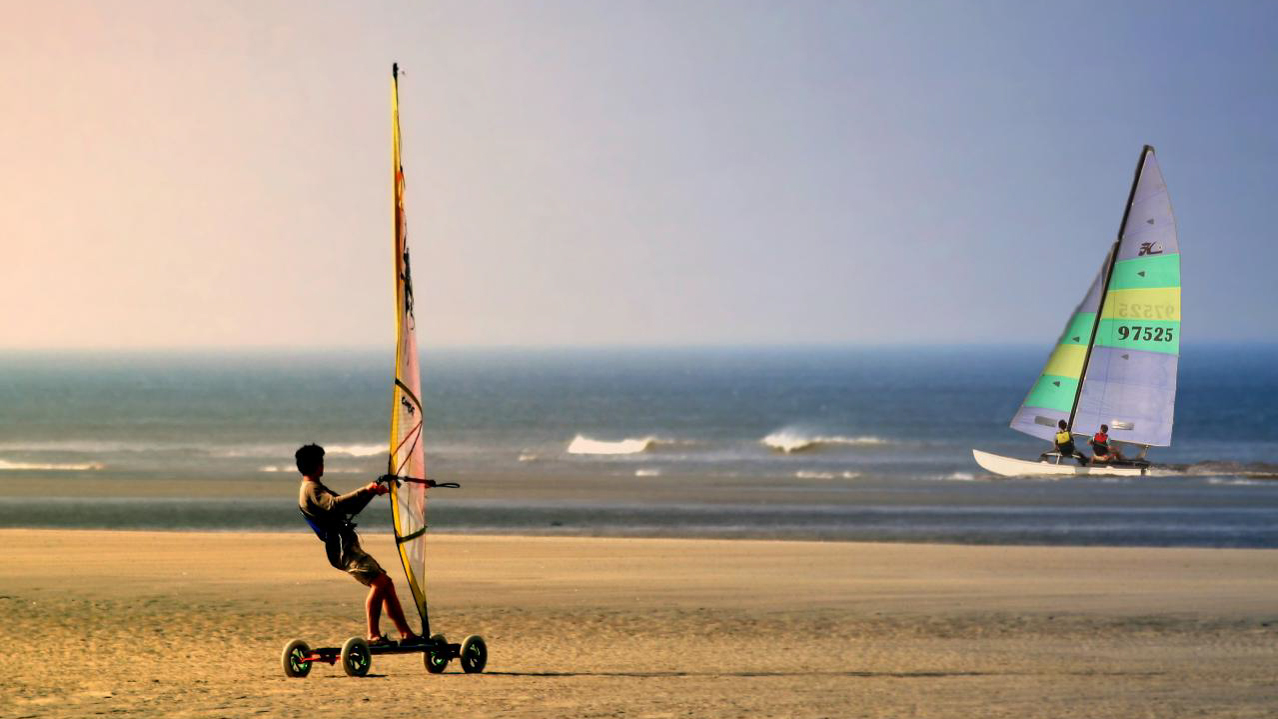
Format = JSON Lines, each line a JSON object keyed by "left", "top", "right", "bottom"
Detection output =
{"left": 3, "top": 529, "right": 1278, "bottom": 718}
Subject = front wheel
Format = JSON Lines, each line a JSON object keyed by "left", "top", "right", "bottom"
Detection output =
{"left": 459, "top": 635, "right": 487, "bottom": 674}
{"left": 281, "top": 639, "right": 312, "bottom": 678}
{"left": 341, "top": 637, "right": 371, "bottom": 677}
{"left": 424, "top": 633, "right": 449, "bottom": 674}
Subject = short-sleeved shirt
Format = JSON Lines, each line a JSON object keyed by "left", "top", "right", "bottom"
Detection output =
{"left": 299, "top": 479, "right": 385, "bottom": 586}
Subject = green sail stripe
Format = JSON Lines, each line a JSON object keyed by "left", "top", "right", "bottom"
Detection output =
{"left": 1093, "top": 318, "right": 1180, "bottom": 354}
{"left": 1023, "top": 374, "right": 1079, "bottom": 412}
{"left": 1057, "top": 312, "right": 1096, "bottom": 346}
{"left": 1108, "top": 254, "right": 1180, "bottom": 290}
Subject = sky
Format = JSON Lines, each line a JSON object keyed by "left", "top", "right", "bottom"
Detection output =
{"left": 2, "top": 0, "right": 1276, "bottom": 349}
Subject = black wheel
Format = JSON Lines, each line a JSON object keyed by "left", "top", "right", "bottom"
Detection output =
{"left": 281, "top": 639, "right": 312, "bottom": 678}
{"left": 424, "top": 633, "right": 449, "bottom": 674}
{"left": 341, "top": 637, "right": 371, "bottom": 677}
{"left": 459, "top": 635, "right": 487, "bottom": 674}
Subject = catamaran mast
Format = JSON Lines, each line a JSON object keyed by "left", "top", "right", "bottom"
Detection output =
{"left": 1066, "top": 145, "right": 1154, "bottom": 433}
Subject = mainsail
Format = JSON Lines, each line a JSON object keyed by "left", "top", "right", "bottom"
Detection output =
{"left": 387, "top": 63, "right": 431, "bottom": 632}
{"left": 1011, "top": 146, "right": 1180, "bottom": 448}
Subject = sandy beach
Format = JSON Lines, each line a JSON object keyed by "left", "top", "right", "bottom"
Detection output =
{"left": 2, "top": 530, "right": 1276, "bottom": 718}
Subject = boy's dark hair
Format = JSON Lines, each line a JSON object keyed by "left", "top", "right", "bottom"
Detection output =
{"left": 1058, "top": 420, "right": 1067, "bottom": 429}
{"left": 1100, "top": 424, "right": 1109, "bottom": 432}
{"left": 295, "top": 444, "right": 325, "bottom": 475}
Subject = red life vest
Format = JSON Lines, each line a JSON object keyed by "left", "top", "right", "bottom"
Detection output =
{"left": 1092, "top": 432, "right": 1109, "bottom": 450}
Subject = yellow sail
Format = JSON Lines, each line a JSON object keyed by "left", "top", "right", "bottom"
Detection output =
{"left": 387, "top": 62, "right": 430, "bottom": 631}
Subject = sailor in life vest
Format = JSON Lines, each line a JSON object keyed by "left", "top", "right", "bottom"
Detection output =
{"left": 1050, "top": 419, "right": 1089, "bottom": 466}
{"left": 1089, "top": 425, "right": 1124, "bottom": 464}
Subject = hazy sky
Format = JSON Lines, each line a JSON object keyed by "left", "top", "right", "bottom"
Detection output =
{"left": 2, "top": 1, "right": 1275, "bottom": 349}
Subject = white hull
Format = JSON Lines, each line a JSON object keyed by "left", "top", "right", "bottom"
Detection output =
{"left": 972, "top": 449, "right": 1147, "bottom": 478}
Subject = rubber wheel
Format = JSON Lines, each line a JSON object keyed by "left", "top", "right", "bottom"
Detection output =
{"left": 459, "top": 635, "right": 487, "bottom": 674}
{"left": 341, "top": 637, "right": 371, "bottom": 677}
{"left": 424, "top": 633, "right": 449, "bottom": 674}
{"left": 282, "top": 639, "right": 312, "bottom": 678}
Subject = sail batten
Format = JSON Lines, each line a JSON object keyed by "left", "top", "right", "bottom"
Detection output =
{"left": 387, "top": 63, "right": 431, "bottom": 633}
{"left": 1011, "top": 147, "right": 1180, "bottom": 448}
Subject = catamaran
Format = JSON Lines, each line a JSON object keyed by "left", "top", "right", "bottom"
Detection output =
{"left": 973, "top": 146, "right": 1180, "bottom": 478}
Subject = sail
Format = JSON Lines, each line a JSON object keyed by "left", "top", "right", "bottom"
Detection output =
{"left": 1072, "top": 148, "right": 1180, "bottom": 446}
{"left": 1011, "top": 146, "right": 1179, "bottom": 447}
{"left": 387, "top": 63, "right": 431, "bottom": 630}
{"left": 1010, "top": 257, "right": 1109, "bottom": 441}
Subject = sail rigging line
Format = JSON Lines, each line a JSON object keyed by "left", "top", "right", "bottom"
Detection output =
{"left": 392, "top": 422, "right": 423, "bottom": 474}
{"left": 1066, "top": 146, "right": 1154, "bottom": 434}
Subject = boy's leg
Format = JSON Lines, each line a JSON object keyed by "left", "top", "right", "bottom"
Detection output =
{"left": 366, "top": 574, "right": 391, "bottom": 639}
{"left": 379, "top": 579, "right": 417, "bottom": 638}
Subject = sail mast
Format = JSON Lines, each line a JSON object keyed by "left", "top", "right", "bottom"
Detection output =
{"left": 1066, "top": 146, "right": 1152, "bottom": 432}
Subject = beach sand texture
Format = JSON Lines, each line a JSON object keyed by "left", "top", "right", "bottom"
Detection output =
{"left": 4, "top": 530, "right": 1277, "bottom": 718}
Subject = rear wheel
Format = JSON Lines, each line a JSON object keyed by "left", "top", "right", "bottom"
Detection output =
{"left": 459, "top": 635, "right": 487, "bottom": 674}
{"left": 341, "top": 637, "right": 371, "bottom": 677}
{"left": 281, "top": 639, "right": 312, "bottom": 678}
{"left": 424, "top": 633, "right": 449, "bottom": 674}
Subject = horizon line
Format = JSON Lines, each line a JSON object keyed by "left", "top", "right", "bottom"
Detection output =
{"left": 1, "top": 341, "right": 1275, "bottom": 354}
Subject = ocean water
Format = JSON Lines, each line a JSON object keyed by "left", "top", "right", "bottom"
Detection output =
{"left": 1, "top": 346, "right": 1276, "bottom": 546}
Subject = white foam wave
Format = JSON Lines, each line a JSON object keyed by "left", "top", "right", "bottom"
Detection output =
{"left": 325, "top": 443, "right": 385, "bottom": 458}
{"left": 567, "top": 435, "right": 657, "bottom": 455}
{"left": 260, "top": 465, "right": 360, "bottom": 474}
{"left": 0, "top": 440, "right": 386, "bottom": 462}
{"left": 517, "top": 453, "right": 540, "bottom": 463}
{"left": 0, "top": 459, "right": 104, "bottom": 471}
{"left": 794, "top": 470, "right": 861, "bottom": 480}
{"left": 635, "top": 468, "right": 662, "bottom": 477}
{"left": 762, "top": 430, "right": 889, "bottom": 454}
{"left": 1206, "top": 477, "right": 1266, "bottom": 487}
{"left": 945, "top": 472, "right": 976, "bottom": 481}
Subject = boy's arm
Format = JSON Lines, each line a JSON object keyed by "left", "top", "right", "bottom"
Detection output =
{"left": 310, "top": 484, "right": 384, "bottom": 517}
{"left": 329, "top": 483, "right": 386, "bottom": 516}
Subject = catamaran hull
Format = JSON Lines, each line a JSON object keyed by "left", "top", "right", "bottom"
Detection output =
{"left": 972, "top": 449, "right": 1148, "bottom": 478}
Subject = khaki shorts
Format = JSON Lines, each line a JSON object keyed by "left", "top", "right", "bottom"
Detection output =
{"left": 342, "top": 541, "right": 386, "bottom": 586}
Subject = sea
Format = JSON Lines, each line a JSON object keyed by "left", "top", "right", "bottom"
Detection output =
{"left": 2, "top": 345, "right": 1277, "bottom": 547}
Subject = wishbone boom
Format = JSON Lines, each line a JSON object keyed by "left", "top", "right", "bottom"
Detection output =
{"left": 376, "top": 474, "right": 460, "bottom": 488}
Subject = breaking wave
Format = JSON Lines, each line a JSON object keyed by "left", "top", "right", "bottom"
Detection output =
{"left": 259, "top": 464, "right": 361, "bottom": 474}
{"left": 794, "top": 470, "right": 861, "bottom": 480}
{"left": 635, "top": 468, "right": 662, "bottom": 477}
{"left": 325, "top": 443, "right": 385, "bottom": 458}
{"left": 762, "top": 430, "right": 889, "bottom": 454}
{"left": 567, "top": 435, "right": 660, "bottom": 455}
{"left": 1207, "top": 477, "right": 1267, "bottom": 487}
{"left": 0, "top": 459, "right": 104, "bottom": 471}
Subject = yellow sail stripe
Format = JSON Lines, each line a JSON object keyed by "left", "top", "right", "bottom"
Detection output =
{"left": 1100, "top": 287, "right": 1181, "bottom": 322}
{"left": 1041, "top": 343, "right": 1087, "bottom": 379}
